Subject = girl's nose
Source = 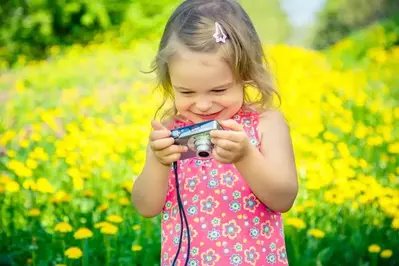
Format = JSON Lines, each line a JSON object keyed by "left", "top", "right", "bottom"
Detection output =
{"left": 196, "top": 98, "right": 212, "bottom": 112}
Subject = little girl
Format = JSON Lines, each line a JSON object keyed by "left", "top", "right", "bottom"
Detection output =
{"left": 132, "top": 0, "right": 298, "bottom": 265}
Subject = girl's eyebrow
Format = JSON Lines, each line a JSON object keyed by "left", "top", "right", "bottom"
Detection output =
{"left": 174, "top": 82, "right": 233, "bottom": 91}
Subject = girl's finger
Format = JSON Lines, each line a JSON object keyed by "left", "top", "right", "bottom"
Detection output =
{"left": 211, "top": 130, "right": 246, "bottom": 144}
{"left": 212, "top": 149, "right": 230, "bottom": 164}
{"left": 212, "top": 138, "right": 236, "bottom": 151}
{"left": 219, "top": 119, "right": 244, "bottom": 132}
{"left": 163, "top": 153, "right": 182, "bottom": 163}
{"left": 210, "top": 130, "right": 239, "bottom": 141}
{"left": 214, "top": 145, "right": 232, "bottom": 159}
{"left": 151, "top": 138, "right": 175, "bottom": 151}
{"left": 158, "top": 144, "right": 188, "bottom": 157}
{"left": 151, "top": 120, "right": 167, "bottom": 131}
{"left": 150, "top": 130, "right": 172, "bottom": 141}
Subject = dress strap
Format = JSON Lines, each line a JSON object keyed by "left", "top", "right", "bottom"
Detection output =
{"left": 233, "top": 108, "right": 262, "bottom": 149}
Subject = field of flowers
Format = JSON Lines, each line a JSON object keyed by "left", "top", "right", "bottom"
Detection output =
{"left": 0, "top": 22, "right": 398, "bottom": 265}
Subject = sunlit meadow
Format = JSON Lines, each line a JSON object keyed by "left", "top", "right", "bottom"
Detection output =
{"left": 0, "top": 25, "right": 398, "bottom": 265}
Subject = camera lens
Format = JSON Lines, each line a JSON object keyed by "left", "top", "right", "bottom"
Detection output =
{"left": 198, "top": 151, "right": 209, "bottom": 157}
{"left": 194, "top": 134, "right": 212, "bottom": 158}
{"left": 196, "top": 144, "right": 211, "bottom": 157}
{"left": 197, "top": 148, "right": 210, "bottom": 157}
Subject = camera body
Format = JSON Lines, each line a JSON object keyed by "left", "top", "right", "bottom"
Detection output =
{"left": 171, "top": 120, "right": 223, "bottom": 160}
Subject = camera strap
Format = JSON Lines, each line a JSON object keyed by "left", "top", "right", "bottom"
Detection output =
{"left": 172, "top": 161, "right": 191, "bottom": 266}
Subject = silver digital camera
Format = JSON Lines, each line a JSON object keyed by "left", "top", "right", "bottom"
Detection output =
{"left": 170, "top": 120, "right": 223, "bottom": 160}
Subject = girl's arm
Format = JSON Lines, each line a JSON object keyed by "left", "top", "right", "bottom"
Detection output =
{"left": 131, "top": 144, "right": 171, "bottom": 218}
{"left": 234, "top": 110, "right": 298, "bottom": 213}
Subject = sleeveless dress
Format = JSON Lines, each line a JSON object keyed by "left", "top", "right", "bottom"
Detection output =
{"left": 161, "top": 107, "right": 289, "bottom": 266}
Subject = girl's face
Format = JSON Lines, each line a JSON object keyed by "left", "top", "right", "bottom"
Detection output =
{"left": 169, "top": 46, "right": 244, "bottom": 123}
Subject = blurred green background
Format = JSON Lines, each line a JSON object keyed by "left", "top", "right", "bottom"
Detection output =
{"left": 1, "top": 0, "right": 399, "bottom": 67}
{"left": 0, "top": 0, "right": 398, "bottom": 265}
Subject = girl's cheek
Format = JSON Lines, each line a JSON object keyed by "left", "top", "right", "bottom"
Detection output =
{"left": 175, "top": 96, "right": 193, "bottom": 110}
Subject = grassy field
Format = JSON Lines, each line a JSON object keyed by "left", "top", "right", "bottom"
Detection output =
{"left": 0, "top": 22, "right": 398, "bottom": 265}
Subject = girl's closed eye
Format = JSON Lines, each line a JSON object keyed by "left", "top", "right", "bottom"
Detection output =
{"left": 180, "top": 91, "right": 194, "bottom": 95}
{"left": 212, "top": 89, "right": 227, "bottom": 94}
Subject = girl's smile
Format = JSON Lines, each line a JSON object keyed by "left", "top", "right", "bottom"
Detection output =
{"left": 195, "top": 110, "right": 223, "bottom": 120}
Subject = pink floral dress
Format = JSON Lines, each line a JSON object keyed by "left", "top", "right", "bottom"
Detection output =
{"left": 162, "top": 107, "right": 289, "bottom": 266}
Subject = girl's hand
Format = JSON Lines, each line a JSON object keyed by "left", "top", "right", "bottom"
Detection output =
{"left": 210, "top": 119, "right": 252, "bottom": 164}
{"left": 149, "top": 121, "right": 188, "bottom": 166}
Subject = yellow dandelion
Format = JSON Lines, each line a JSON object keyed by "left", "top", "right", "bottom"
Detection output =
{"left": 51, "top": 191, "right": 72, "bottom": 204}
{"left": 82, "top": 190, "right": 94, "bottom": 198}
{"left": 132, "top": 225, "right": 141, "bottom": 231}
{"left": 119, "top": 197, "right": 130, "bottom": 206}
{"left": 15, "top": 79, "right": 25, "bottom": 92}
{"left": 107, "top": 193, "right": 117, "bottom": 200}
{"left": 294, "top": 205, "right": 304, "bottom": 213}
{"left": 7, "top": 150, "right": 16, "bottom": 158}
{"left": 30, "top": 132, "right": 41, "bottom": 142}
{"left": 20, "top": 139, "right": 30, "bottom": 148}
{"left": 101, "top": 171, "right": 111, "bottom": 179}
{"left": 388, "top": 142, "right": 399, "bottom": 154}
{"left": 307, "top": 228, "right": 325, "bottom": 239}
{"left": 64, "top": 247, "right": 83, "bottom": 259}
{"left": 23, "top": 180, "right": 37, "bottom": 191}
{"left": 100, "top": 223, "right": 118, "bottom": 235}
{"left": 368, "top": 244, "right": 381, "bottom": 253}
{"left": 0, "top": 175, "right": 12, "bottom": 184}
{"left": 380, "top": 249, "right": 393, "bottom": 258}
{"left": 392, "top": 217, "right": 399, "bottom": 229}
{"left": 54, "top": 222, "right": 73, "bottom": 233}
{"left": 94, "top": 221, "right": 112, "bottom": 229}
{"left": 26, "top": 159, "right": 38, "bottom": 169}
{"left": 72, "top": 176, "right": 84, "bottom": 190}
{"left": 285, "top": 218, "right": 306, "bottom": 230}
{"left": 36, "top": 178, "right": 55, "bottom": 194}
{"left": 131, "top": 245, "right": 143, "bottom": 252}
{"left": 74, "top": 228, "right": 93, "bottom": 239}
{"left": 97, "top": 203, "right": 108, "bottom": 212}
{"left": 5, "top": 181, "right": 20, "bottom": 193}
{"left": 106, "top": 214, "right": 124, "bottom": 224}
{"left": 28, "top": 208, "right": 41, "bottom": 217}
{"left": 122, "top": 179, "right": 133, "bottom": 193}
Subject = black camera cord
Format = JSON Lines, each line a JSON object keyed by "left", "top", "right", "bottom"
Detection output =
{"left": 171, "top": 161, "right": 191, "bottom": 266}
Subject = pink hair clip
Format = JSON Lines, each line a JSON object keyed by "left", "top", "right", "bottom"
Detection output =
{"left": 213, "top": 22, "right": 227, "bottom": 43}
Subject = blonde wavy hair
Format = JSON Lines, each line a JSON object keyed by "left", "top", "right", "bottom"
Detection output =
{"left": 149, "top": 0, "right": 280, "bottom": 120}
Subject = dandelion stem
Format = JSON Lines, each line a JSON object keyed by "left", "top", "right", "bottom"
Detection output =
{"left": 82, "top": 240, "right": 85, "bottom": 266}
{"left": 62, "top": 238, "right": 66, "bottom": 264}
{"left": 82, "top": 239, "right": 89, "bottom": 266}
{"left": 32, "top": 249, "right": 36, "bottom": 266}
{"left": 371, "top": 254, "right": 378, "bottom": 266}
{"left": 104, "top": 235, "right": 110, "bottom": 266}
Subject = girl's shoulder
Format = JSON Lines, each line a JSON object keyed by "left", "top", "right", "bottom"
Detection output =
{"left": 239, "top": 104, "right": 275, "bottom": 120}
{"left": 240, "top": 104, "right": 289, "bottom": 139}
{"left": 242, "top": 104, "right": 287, "bottom": 123}
{"left": 257, "top": 108, "right": 289, "bottom": 129}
